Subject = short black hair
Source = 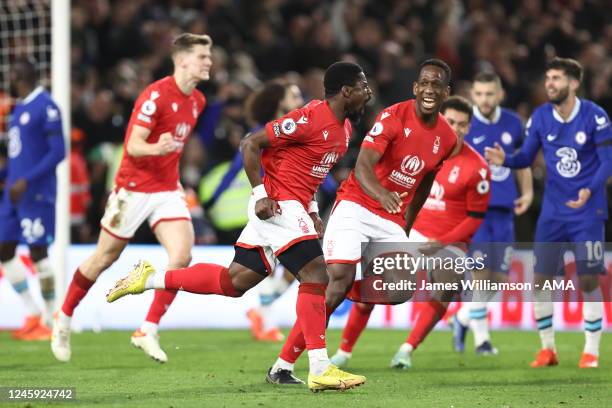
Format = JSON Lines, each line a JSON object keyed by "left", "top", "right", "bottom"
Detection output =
{"left": 546, "top": 57, "right": 583, "bottom": 82}
{"left": 441, "top": 95, "right": 472, "bottom": 121}
{"left": 323, "top": 61, "right": 364, "bottom": 98}
{"left": 13, "top": 58, "right": 38, "bottom": 84}
{"left": 473, "top": 71, "right": 501, "bottom": 87}
{"left": 419, "top": 58, "right": 451, "bottom": 84}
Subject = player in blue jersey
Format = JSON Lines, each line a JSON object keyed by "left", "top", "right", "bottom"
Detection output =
{"left": 0, "top": 60, "right": 65, "bottom": 340}
{"left": 452, "top": 72, "right": 533, "bottom": 355}
{"left": 486, "top": 57, "right": 611, "bottom": 369}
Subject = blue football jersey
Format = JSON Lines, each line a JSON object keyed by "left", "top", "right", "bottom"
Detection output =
{"left": 466, "top": 107, "right": 523, "bottom": 209}
{"left": 506, "top": 98, "right": 611, "bottom": 220}
{"left": 6, "top": 87, "right": 64, "bottom": 202}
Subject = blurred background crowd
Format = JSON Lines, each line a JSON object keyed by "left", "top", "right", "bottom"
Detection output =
{"left": 2, "top": 0, "right": 612, "bottom": 244}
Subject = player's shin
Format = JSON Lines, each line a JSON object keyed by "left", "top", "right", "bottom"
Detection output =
{"left": 339, "top": 302, "right": 373, "bottom": 354}
{"left": 582, "top": 289, "right": 603, "bottom": 357}
{"left": 162, "top": 263, "right": 241, "bottom": 296}
{"left": 61, "top": 268, "right": 94, "bottom": 317}
{"left": 35, "top": 258, "right": 56, "bottom": 323}
{"left": 3, "top": 257, "right": 41, "bottom": 316}
{"left": 469, "top": 301, "right": 490, "bottom": 347}
{"left": 296, "top": 282, "right": 330, "bottom": 375}
{"left": 406, "top": 299, "right": 448, "bottom": 350}
{"left": 533, "top": 289, "right": 555, "bottom": 351}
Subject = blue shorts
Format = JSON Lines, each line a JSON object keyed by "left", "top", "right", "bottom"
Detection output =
{"left": 0, "top": 196, "right": 55, "bottom": 246}
{"left": 534, "top": 217, "right": 605, "bottom": 276}
{"left": 470, "top": 208, "right": 514, "bottom": 274}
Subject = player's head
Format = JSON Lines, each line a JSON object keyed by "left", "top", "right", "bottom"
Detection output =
{"left": 324, "top": 61, "right": 372, "bottom": 123}
{"left": 245, "top": 81, "right": 304, "bottom": 125}
{"left": 9, "top": 58, "right": 38, "bottom": 97}
{"left": 471, "top": 71, "right": 504, "bottom": 118}
{"left": 545, "top": 57, "right": 583, "bottom": 105}
{"left": 171, "top": 33, "right": 213, "bottom": 81}
{"left": 441, "top": 95, "right": 472, "bottom": 146}
{"left": 414, "top": 59, "right": 451, "bottom": 118}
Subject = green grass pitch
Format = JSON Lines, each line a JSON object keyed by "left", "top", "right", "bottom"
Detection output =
{"left": 0, "top": 329, "right": 609, "bottom": 407}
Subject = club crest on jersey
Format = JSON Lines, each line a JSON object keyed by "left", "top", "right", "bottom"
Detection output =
{"left": 401, "top": 155, "right": 425, "bottom": 176}
{"left": 8, "top": 126, "right": 21, "bottom": 158}
{"left": 433, "top": 136, "right": 441, "bottom": 154}
{"left": 281, "top": 118, "right": 297, "bottom": 135}
{"left": 19, "top": 112, "right": 30, "bottom": 125}
{"left": 448, "top": 165, "right": 460, "bottom": 183}
{"left": 174, "top": 122, "right": 191, "bottom": 142}
{"left": 555, "top": 147, "right": 581, "bottom": 178}
{"left": 369, "top": 122, "right": 383, "bottom": 136}
{"left": 501, "top": 132, "right": 513, "bottom": 145}
{"left": 575, "top": 131, "right": 586, "bottom": 145}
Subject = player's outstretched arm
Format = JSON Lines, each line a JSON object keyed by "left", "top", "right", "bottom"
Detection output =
{"left": 404, "top": 170, "right": 436, "bottom": 234}
{"left": 240, "top": 129, "right": 278, "bottom": 219}
{"left": 355, "top": 148, "right": 406, "bottom": 213}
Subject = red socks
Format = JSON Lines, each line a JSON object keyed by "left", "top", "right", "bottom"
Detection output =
{"left": 164, "top": 263, "right": 240, "bottom": 297}
{"left": 61, "top": 268, "right": 94, "bottom": 316}
{"left": 339, "top": 302, "right": 374, "bottom": 353}
{"left": 296, "top": 283, "right": 327, "bottom": 350}
{"left": 145, "top": 290, "right": 177, "bottom": 324}
{"left": 406, "top": 300, "right": 447, "bottom": 349}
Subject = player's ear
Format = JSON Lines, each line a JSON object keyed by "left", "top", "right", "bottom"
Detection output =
{"left": 341, "top": 85, "right": 352, "bottom": 98}
{"left": 444, "top": 85, "right": 451, "bottom": 99}
{"left": 569, "top": 78, "right": 580, "bottom": 92}
{"left": 412, "top": 81, "right": 418, "bottom": 96}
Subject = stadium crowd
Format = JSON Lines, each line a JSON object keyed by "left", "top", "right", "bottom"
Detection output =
{"left": 28, "top": 0, "right": 612, "bottom": 242}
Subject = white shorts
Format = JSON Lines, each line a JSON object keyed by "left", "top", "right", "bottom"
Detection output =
{"left": 323, "top": 200, "right": 465, "bottom": 266}
{"left": 236, "top": 197, "right": 319, "bottom": 273}
{"left": 100, "top": 187, "right": 191, "bottom": 240}
{"left": 323, "top": 200, "right": 410, "bottom": 264}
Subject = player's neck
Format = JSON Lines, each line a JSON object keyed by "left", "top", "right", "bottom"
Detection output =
{"left": 173, "top": 72, "right": 197, "bottom": 95}
{"left": 553, "top": 95, "right": 577, "bottom": 121}
{"left": 414, "top": 107, "right": 437, "bottom": 127}
{"left": 326, "top": 99, "right": 346, "bottom": 123}
{"left": 17, "top": 83, "right": 36, "bottom": 99}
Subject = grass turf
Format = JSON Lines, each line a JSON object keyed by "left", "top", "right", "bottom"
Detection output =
{"left": 0, "top": 329, "right": 609, "bottom": 407}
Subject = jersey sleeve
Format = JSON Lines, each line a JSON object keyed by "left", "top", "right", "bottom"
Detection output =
{"left": 132, "top": 84, "right": 162, "bottom": 130}
{"left": 466, "top": 164, "right": 491, "bottom": 214}
{"left": 587, "top": 104, "right": 612, "bottom": 192}
{"left": 360, "top": 111, "right": 400, "bottom": 154}
{"left": 264, "top": 107, "right": 312, "bottom": 147}
{"left": 43, "top": 99, "right": 63, "bottom": 137}
{"left": 590, "top": 104, "right": 612, "bottom": 145}
{"left": 504, "top": 113, "right": 542, "bottom": 168}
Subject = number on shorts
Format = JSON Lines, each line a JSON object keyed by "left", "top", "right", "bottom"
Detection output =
{"left": 585, "top": 240, "right": 603, "bottom": 261}
{"left": 20, "top": 218, "right": 45, "bottom": 243}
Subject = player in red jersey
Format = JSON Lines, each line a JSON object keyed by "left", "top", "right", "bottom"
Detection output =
{"left": 106, "top": 62, "right": 372, "bottom": 392}
{"left": 330, "top": 96, "right": 491, "bottom": 369}
{"left": 51, "top": 33, "right": 212, "bottom": 363}
{"left": 266, "top": 59, "right": 458, "bottom": 384}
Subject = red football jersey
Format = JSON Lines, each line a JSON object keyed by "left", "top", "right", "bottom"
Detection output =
{"left": 262, "top": 99, "right": 352, "bottom": 209}
{"left": 413, "top": 142, "right": 491, "bottom": 243}
{"left": 115, "top": 76, "right": 206, "bottom": 192}
{"left": 337, "top": 99, "right": 457, "bottom": 226}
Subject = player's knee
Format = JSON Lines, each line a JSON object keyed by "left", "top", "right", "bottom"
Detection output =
{"left": 169, "top": 252, "right": 192, "bottom": 269}
{"left": 578, "top": 275, "right": 599, "bottom": 293}
{"left": 28, "top": 246, "right": 48, "bottom": 263}
{"left": 0, "top": 243, "right": 17, "bottom": 262}
{"left": 298, "top": 257, "right": 329, "bottom": 284}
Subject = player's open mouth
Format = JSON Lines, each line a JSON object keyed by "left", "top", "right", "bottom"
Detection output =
{"left": 422, "top": 97, "right": 436, "bottom": 109}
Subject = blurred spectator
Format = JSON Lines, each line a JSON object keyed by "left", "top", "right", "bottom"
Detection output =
{"left": 58, "top": 0, "right": 610, "bottom": 243}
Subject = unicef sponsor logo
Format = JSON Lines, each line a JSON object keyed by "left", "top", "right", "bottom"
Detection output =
{"left": 400, "top": 155, "right": 425, "bottom": 176}
{"left": 490, "top": 164, "right": 511, "bottom": 182}
{"left": 555, "top": 147, "right": 581, "bottom": 178}
{"left": 8, "top": 126, "right": 22, "bottom": 158}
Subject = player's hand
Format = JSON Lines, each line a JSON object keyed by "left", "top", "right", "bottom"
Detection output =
{"left": 484, "top": 143, "right": 505, "bottom": 166}
{"left": 309, "top": 212, "right": 324, "bottom": 238}
{"left": 9, "top": 178, "right": 27, "bottom": 203}
{"left": 419, "top": 239, "right": 443, "bottom": 256}
{"left": 255, "top": 197, "right": 280, "bottom": 220}
{"left": 156, "top": 132, "right": 178, "bottom": 155}
{"left": 378, "top": 190, "right": 408, "bottom": 214}
{"left": 513, "top": 192, "right": 533, "bottom": 215}
{"left": 566, "top": 188, "right": 591, "bottom": 209}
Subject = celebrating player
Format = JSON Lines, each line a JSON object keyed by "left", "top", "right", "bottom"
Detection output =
{"left": 452, "top": 72, "right": 533, "bottom": 355}
{"left": 266, "top": 59, "right": 458, "bottom": 383}
{"left": 107, "top": 61, "right": 372, "bottom": 392}
{"left": 485, "top": 57, "right": 611, "bottom": 368}
{"left": 0, "top": 59, "right": 65, "bottom": 340}
{"left": 51, "top": 33, "right": 212, "bottom": 362}
{"left": 330, "top": 96, "right": 491, "bottom": 369}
